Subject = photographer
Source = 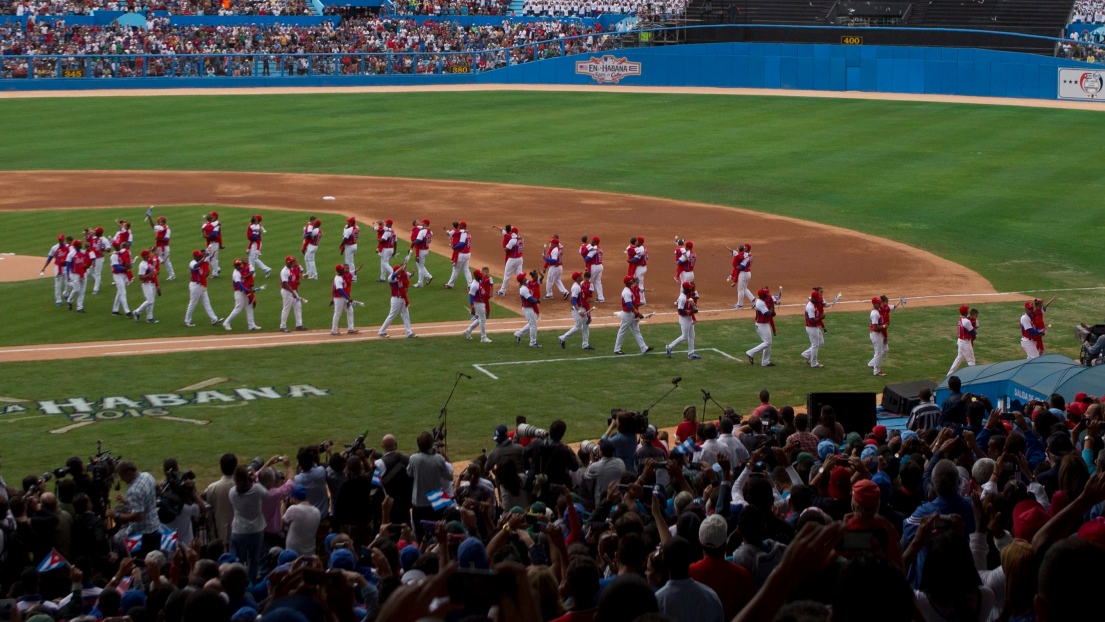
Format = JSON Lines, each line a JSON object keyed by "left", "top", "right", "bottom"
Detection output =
{"left": 407, "top": 431, "right": 453, "bottom": 536}
{"left": 159, "top": 458, "right": 204, "bottom": 548}
{"left": 293, "top": 446, "right": 330, "bottom": 529}
{"left": 604, "top": 411, "right": 640, "bottom": 474}
{"left": 522, "top": 420, "right": 580, "bottom": 506}
{"left": 107, "top": 460, "right": 161, "bottom": 560}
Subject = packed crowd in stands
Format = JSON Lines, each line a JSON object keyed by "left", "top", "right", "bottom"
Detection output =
{"left": 387, "top": 0, "right": 514, "bottom": 17}
{"left": 1071, "top": 0, "right": 1105, "bottom": 24}
{"left": 3, "top": 384, "right": 1105, "bottom": 622}
{"left": 521, "top": 0, "right": 688, "bottom": 19}
{"left": 0, "top": 0, "right": 313, "bottom": 16}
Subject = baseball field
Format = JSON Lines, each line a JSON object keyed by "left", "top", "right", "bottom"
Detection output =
{"left": 0, "top": 88, "right": 1102, "bottom": 481}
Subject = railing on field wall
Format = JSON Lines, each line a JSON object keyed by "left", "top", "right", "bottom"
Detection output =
{"left": 0, "top": 23, "right": 1099, "bottom": 81}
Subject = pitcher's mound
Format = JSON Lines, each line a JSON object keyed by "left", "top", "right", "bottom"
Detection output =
{"left": 0, "top": 255, "right": 47, "bottom": 282}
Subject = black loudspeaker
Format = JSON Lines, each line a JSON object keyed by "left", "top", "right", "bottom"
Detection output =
{"left": 881, "top": 379, "right": 939, "bottom": 416}
{"left": 807, "top": 392, "right": 877, "bottom": 435}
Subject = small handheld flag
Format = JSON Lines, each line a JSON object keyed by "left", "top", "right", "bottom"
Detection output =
{"left": 125, "top": 525, "right": 179, "bottom": 555}
{"left": 37, "top": 549, "right": 67, "bottom": 573}
{"left": 372, "top": 464, "right": 385, "bottom": 487}
{"left": 426, "top": 489, "right": 454, "bottom": 512}
{"left": 671, "top": 438, "right": 698, "bottom": 456}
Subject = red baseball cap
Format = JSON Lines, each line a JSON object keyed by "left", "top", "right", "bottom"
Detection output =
{"left": 851, "top": 479, "right": 881, "bottom": 510}
{"left": 347, "top": 217, "right": 356, "bottom": 224}
{"left": 959, "top": 305, "right": 970, "bottom": 315}
{"left": 192, "top": 250, "right": 203, "bottom": 259}
{"left": 591, "top": 236, "right": 600, "bottom": 244}
{"left": 254, "top": 214, "right": 263, "bottom": 221}
{"left": 829, "top": 467, "right": 851, "bottom": 500}
{"left": 473, "top": 269, "right": 482, "bottom": 278}
{"left": 1025, "top": 301, "right": 1034, "bottom": 310}
{"left": 511, "top": 227, "right": 519, "bottom": 234}
{"left": 393, "top": 264, "right": 403, "bottom": 272}
{"left": 623, "top": 276, "right": 634, "bottom": 285}
{"left": 285, "top": 256, "right": 295, "bottom": 263}
{"left": 682, "top": 282, "right": 694, "bottom": 290}
{"left": 1078, "top": 517, "right": 1105, "bottom": 547}
{"left": 872, "top": 297, "right": 882, "bottom": 305}
{"left": 1013, "top": 499, "right": 1048, "bottom": 541}
{"left": 637, "top": 237, "right": 644, "bottom": 244}
{"left": 571, "top": 271, "right": 582, "bottom": 280}
{"left": 872, "top": 425, "right": 887, "bottom": 443}
{"left": 516, "top": 274, "right": 526, "bottom": 283}
{"left": 744, "top": 244, "right": 752, "bottom": 251}
{"left": 758, "top": 287, "right": 770, "bottom": 297}
{"left": 210, "top": 211, "right": 219, "bottom": 218}
{"left": 95, "top": 227, "right": 104, "bottom": 234}
{"left": 139, "top": 248, "right": 149, "bottom": 257}
{"left": 385, "top": 219, "right": 393, "bottom": 226}
{"left": 422, "top": 219, "right": 430, "bottom": 225}
{"left": 459, "top": 221, "right": 467, "bottom": 228}
{"left": 684, "top": 241, "right": 693, "bottom": 249}
{"left": 336, "top": 264, "right": 346, "bottom": 273}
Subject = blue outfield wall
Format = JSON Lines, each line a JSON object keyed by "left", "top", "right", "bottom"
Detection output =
{"left": 2, "top": 42, "right": 1100, "bottom": 99}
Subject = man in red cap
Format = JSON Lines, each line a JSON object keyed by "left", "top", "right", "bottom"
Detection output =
{"left": 202, "top": 213, "right": 221, "bottom": 277}
{"left": 512, "top": 274, "right": 542, "bottom": 347}
{"left": 245, "top": 214, "right": 272, "bottom": 278}
{"left": 87, "top": 226, "right": 111, "bottom": 294}
{"left": 666, "top": 281, "right": 701, "bottom": 360}
{"left": 497, "top": 225, "right": 524, "bottom": 296}
{"left": 584, "top": 236, "right": 605, "bottom": 303}
{"left": 801, "top": 287, "right": 826, "bottom": 368}
{"left": 727, "top": 243, "right": 755, "bottom": 309}
{"left": 947, "top": 306, "right": 978, "bottom": 376}
{"left": 223, "top": 259, "right": 260, "bottom": 331}
{"left": 340, "top": 217, "right": 360, "bottom": 282}
{"left": 1020, "top": 300, "right": 1046, "bottom": 359}
{"left": 331, "top": 264, "right": 358, "bottom": 335}
{"left": 868, "top": 297, "right": 887, "bottom": 376}
{"left": 109, "top": 241, "right": 133, "bottom": 318}
{"left": 379, "top": 262, "right": 415, "bottom": 338}
{"left": 559, "top": 271, "right": 593, "bottom": 350}
{"left": 279, "top": 256, "right": 307, "bottom": 333}
{"left": 147, "top": 215, "right": 176, "bottom": 281}
{"left": 745, "top": 287, "right": 775, "bottom": 366}
{"left": 444, "top": 221, "right": 472, "bottom": 290}
{"left": 464, "top": 267, "right": 492, "bottom": 343}
{"left": 374, "top": 218, "right": 395, "bottom": 281}
{"left": 614, "top": 275, "right": 651, "bottom": 355}
{"left": 41, "top": 233, "right": 70, "bottom": 306}
{"left": 542, "top": 234, "right": 568, "bottom": 300}
{"left": 63, "top": 239, "right": 90, "bottom": 313}
{"left": 409, "top": 219, "right": 433, "bottom": 288}
{"left": 627, "top": 236, "right": 649, "bottom": 304}
{"left": 302, "top": 216, "right": 322, "bottom": 279}
{"left": 184, "top": 249, "right": 221, "bottom": 327}
{"left": 132, "top": 248, "right": 159, "bottom": 323}
{"left": 676, "top": 240, "right": 696, "bottom": 284}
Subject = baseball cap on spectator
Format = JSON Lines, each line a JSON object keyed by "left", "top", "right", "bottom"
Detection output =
{"left": 493, "top": 425, "right": 509, "bottom": 443}
{"left": 400, "top": 569, "right": 426, "bottom": 586}
{"left": 852, "top": 480, "right": 881, "bottom": 510}
{"left": 218, "top": 553, "right": 240, "bottom": 565}
{"left": 445, "top": 520, "right": 466, "bottom": 535}
{"left": 901, "top": 430, "right": 919, "bottom": 444}
{"left": 817, "top": 439, "right": 836, "bottom": 461}
{"left": 290, "top": 485, "right": 308, "bottom": 501}
{"left": 399, "top": 545, "right": 420, "bottom": 572}
{"left": 863, "top": 438, "right": 879, "bottom": 447}
{"left": 1013, "top": 499, "right": 1049, "bottom": 541}
{"left": 1047, "top": 432, "right": 1073, "bottom": 456}
{"left": 871, "top": 471, "right": 892, "bottom": 498}
{"left": 277, "top": 549, "right": 299, "bottom": 565}
{"left": 698, "top": 513, "right": 728, "bottom": 550}
{"left": 324, "top": 533, "right": 339, "bottom": 552}
{"left": 457, "top": 537, "right": 489, "bottom": 570}
{"left": 860, "top": 446, "right": 877, "bottom": 462}
{"left": 329, "top": 549, "right": 355, "bottom": 571}
{"left": 642, "top": 425, "right": 657, "bottom": 441}
{"left": 1077, "top": 517, "right": 1105, "bottom": 547}
{"left": 829, "top": 467, "right": 851, "bottom": 500}
{"left": 794, "top": 452, "right": 815, "bottom": 466}
{"left": 121, "top": 590, "right": 147, "bottom": 613}
{"left": 872, "top": 425, "right": 887, "bottom": 443}
{"left": 232, "top": 607, "right": 259, "bottom": 622}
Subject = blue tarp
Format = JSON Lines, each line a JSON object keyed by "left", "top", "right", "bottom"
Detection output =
{"left": 935, "top": 354, "right": 1105, "bottom": 411}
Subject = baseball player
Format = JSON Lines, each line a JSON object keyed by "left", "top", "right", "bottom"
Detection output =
{"left": 728, "top": 244, "right": 755, "bottom": 309}
{"left": 112, "top": 220, "right": 133, "bottom": 249}
{"left": 223, "top": 259, "right": 261, "bottom": 331}
{"left": 947, "top": 306, "right": 978, "bottom": 375}
{"left": 543, "top": 235, "right": 568, "bottom": 300}
{"left": 148, "top": 215, "right": 176, "bottom": 281}
{"left": 279, "top": 256, "right": 308, "bottom": 333}
{"left": 464, "top": 268, "right": 492, "bottom": 343}
{"left": 628, "top": 237, "right": 649, "bottom": 304}
{"left": 745, "top": 287, "right": 776, "bottom": 366}
{"left": 202, "top": 213, "right": 222, "bottom": 277}
{"left": 302, "top": 217, "right": 322, "bottom": 279}
{"left": 86, "top": 227, "right": 111, "bottom": 294}
{"left": 1032, "top": 297, "right": 1055, "bottom": 354}
{"left": 868, "top": 297, "right": 887, "bottom": 376}
{"left": 1020, "top": 301, "right": 1046, "bottom": 359}
{"left": 409, "top": 219, "right": 434, "bottom": 287}
{"left": 63, "top": 240, "right": 90, "bottom": 313}
{"left": 340, "top": 217, "right": 360, "bottom": 282}
{"left": 374, "top": 219, "right": 395, "bottom": 281}
{"left": 184, "top": 249, "right": 221, "bottom": 327}
{"left": 379, "top": 263, "right": 416, "bottom": 338}
{"left": 109, "top": 242, "right": 133, "bottom": 318}
{"left": 677, "top": 240, "right": 696, "bottom": 284}
{"left": 512, "top": 274, "right": 542, "bottom": 347}
{"left": 330, "top": 264, "right": 357, "bottom": 336}
{"left": 444, "top": 221, "right": 472, "bottom": 290}
{"left": 245, "top": 215, "right": 272, "bottom": 278}
{"left": 614, "top": 275, "right": 652, "bottom": 355}
{"left": 132, "top": 249, "right": 159, "bottom": 323}
{"left": 41, "top": 234, "right": 70, "bottom": 306}
{"left": 558, "top": 271, "right": 594, "bottom": 350}
{"left": 877, "top": 295, "right": 905, "bottom": 362}
{"left": 801, "top": 288, "right": 827, "bottom": 368}
{"left": 497, "top": 226, "right": 524, "bottom": 296}
{"left": 585, "top": 236, "right": 605, "bottom": 303}
{"left": 665, "top": 281, "right": 701, "bottom": 360}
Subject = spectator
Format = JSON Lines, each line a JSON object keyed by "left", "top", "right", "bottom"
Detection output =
{"left": 293, "top": 446, "right": 329, "bottom": 524}
{"left": 811, "top": 405, "right": 844, "bottom": 444}
{"left": 690, "top": 514, "right": 752, "bottom": 620}
{"left": 901, "top": 459, "right": 975, "bottom": 586}
{"left": 751, "top": 389, "right": 774, "bottom": 418}
{"left": 605, "top": 412, "right": 639, "bottom": 474}
{"left": 554, "top": 557, "right": 600, "bottom": 622}
{"left": 407, "top": 430, "right": 452, "bottom": 533}
{"left": 916, "top": 532, "right": 996, "bottom": 622}
{"left": 256, "top": 459, "right": 294, "bottom": 549}
{"left": 654, "top": 536, "right": 724, "bottom": 622}
{"left": 787, "top": 413, "right": 820, "bottom": 455}
{"left": 675, "top": 405, "right": 697, "bottom": 444}
{"left": 717, "top": 416, "right": 750, "bottom": 467}
{"left": 227, "top": 465, "right": 267, "bottom": 583}
{"left": 731, "top": 505, "right": 786, "bottom": 588}
{"left": 523, "top": 419, "right": 580, "bottom": 505}
{"left": 492, "top": 456, "right": 529, "bottom": 510}
{"left": 282, "top": 485, "right": 320, "bottom": 557}
{"left": 376, "top": 434, "right": 413, "bottom": 525}
{"left": 585, "top": 439, "right": 627, "bottom": 506}
{"left": 204, "top": 453, "right": 238, "bottom": 546}
{"left": 939, "top": 376, "right": 967, "bottom": 426}
{"left": 485, "top": 424, "right": 524, "bottom": 476}
{"left": 334, "top": 455, "right": 377, "bottom": 545}
{"left": 108, "top": 460, "right": 161, "bottom": 560}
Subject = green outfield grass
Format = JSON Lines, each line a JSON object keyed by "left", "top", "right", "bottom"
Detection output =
{"left": 0, "top": 296, "right": 1090, "bottom": 483}
{"left": 0, "top": 206, "right": 513, "bottom": 346}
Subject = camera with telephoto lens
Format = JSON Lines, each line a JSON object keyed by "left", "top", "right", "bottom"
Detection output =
{"left": 317, "top": 440, "right": 335, "bottom": 454}
{"left": 88, "top": 440, "right": 120, "bottom": 490}
{"left": 342, "top": 433, "right": 368, "bottom": 458}
{"left": 516, "top": 423, "right": 548, "bottom": 439}
{"left": 607, "top": 409, "right": 649, "bottom": 435}
{"left": 247, "top": 456, "right": 265, "bottom": 475}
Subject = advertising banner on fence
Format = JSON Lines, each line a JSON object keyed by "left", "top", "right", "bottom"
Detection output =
{"left": 575, "top": 55, "right": 642, "bottom": 84}
{"left": 1058, "top": 67, "right": 1105, "bottom": 100}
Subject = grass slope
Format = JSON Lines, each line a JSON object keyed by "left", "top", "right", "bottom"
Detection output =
{"left": 0, "top": 93, "right": 1103, "bottom": 291}
{"left": 0, "top": 297, "right": 1092, "bottom": 482}
{"left": 0, "top": 207, "right": 513, "bottom": 346}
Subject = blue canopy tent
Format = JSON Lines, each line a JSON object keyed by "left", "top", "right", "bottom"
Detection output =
{"left": 935, "top": 354, "right": 1105, "bottom": 411}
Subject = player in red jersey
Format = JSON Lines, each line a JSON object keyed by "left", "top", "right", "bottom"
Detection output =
{"left": 184, "top": 249, "right": 221, "bottom": 327}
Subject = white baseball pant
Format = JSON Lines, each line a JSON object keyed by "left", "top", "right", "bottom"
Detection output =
{"left": 948, "top": 339, "right": 976, "bottom": 376}
{"left": 379, "top": 297, "right": 412, "bottom": 336}
{"left": 591, "top": 264, "right": 605, "bottom": 301}
{"left": 614, "top": 312, "right": 647, "bottom": 353}
{"left": 513, "top": 307, "right": 539, "bottom": 346}
{"left": 207, "top": 242, "right": 221, "bottom": 275}
{"left": 332, "top": 297, "right": 355, "bottom": 332}
{"left": 415, "top": 252, "right": 432, "bottom": 286}
{"left": 378, "top": 248, "right": 394, "bottom": 280}
{"left": 91, "top": 257, "right": 105, "bottom": 293}
{"left": 465, "top": 304, "right": 488, "bottom": 340}
{"left": 223, "top": 291, "right": 256, "bottom": 330}
{"left": 679, "top": 271, "right": 695, "bottom": 284}
{"left": 134, "top": 282, "right": 157, "bottom": 320}
{"left": 545, "top": 266, "right": 567, "bottom": 297}
{"left": 560, "top": 308, "right": 590, "bottom": 348}
{"left": 66, "top": 275, "right": 86, "bottom": 311}
{"left": 667, "top": 316, "right": 695, "bottom": 357}
{"left": 344, "top": 244, "right": 358, "bottom": 281}
{"left": 304, "top": 244, "right": 319, "bottom": 278}
{"left": 868, "top": 332, "right": 886, "bottom": 373}
{"left": 634, "top": 266, "right": 648, "bottom": 304}
{"left": 158, "top": 247, "right": 175, "bottom": 279}
{"left": 1021, "top": 338, "right": 1040, "bottom": 360}
{"left": 112, "top": 273, "right": 131, "bottom": 314}
{"left": 802, "top": 326, "right": 824, "bottom": 366}
{"left": 736, "top": 272, "right": 755, "bottom": 307}
{"left": 185, "top": 283, "right": 219, "bottom": 324}
{"left": 280, "top": 289, "right": 303, "bottom": 329}
{"left": 747, "top": 323, "right": 773, "bottom": 365}
{"left": 248, "top": 248, "right": 271, "bottom": 275}
{"left": 447, "top": 253, "right": 472, "bottom": 288}
{"left": 54, "top": 268, "right": 65, "bottom": 304}
{"left": 499, "top": 258, "right": 524, "bottom": 294}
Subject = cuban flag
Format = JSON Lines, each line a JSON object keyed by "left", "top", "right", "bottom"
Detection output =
{"left": 371, "top": 464, "right": 385, "bottom": 487}
{"left": 125, "top": 526, "right": 179, "bottom": 555}
{"left": 671, "top": 438, "right": 698, "bottom": 456}
{"left": 37, "top": 549, "right": 67, "bottom": 573}
{"left": 426, "top": 489, "right": 454, "bottom": 512}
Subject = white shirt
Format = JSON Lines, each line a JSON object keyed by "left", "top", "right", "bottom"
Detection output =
{"left": 457, "top": 230, "right": 470, "bottom": 252}
{"left": 109, "top": 253, "right": 122, "bottom": 271}
{"left": 380, "top": 227, "right": 393, "bottom": 242}
{"left": 248, "top": 223, "right": 263, "bottom": 247}
{"left": 415, "top": 227, "right": 429, "bottom": 243}
{"left": 232, "top": 268, "right": 243, "bottom": 288}
{"left": 505, "top": 236, "right": 518, "bottom": 251}
{"left": 343, "top": 226, "right": 357, "bottom": 243}
{"left": 519, "top": 284, "right": 534, "bottom": 301}
{"left": 138, "top": 260, "right": 152, "bottom": 278}
{"left": 305, "top": 224, "right": 318, "bottom": 245}
{"left": 154, "top": 224, "right": 170, "bottom": 241}
{"left": 65, "top": 246, "right": 78, "bottom": 265}
{"left": 621, "top": 286, "right": 635, "bottom": 309}
{"left": 333, "top": 274, "right": 345, "bottom": 294}
{"left": 675, "top": 292, "right": 689, "bottom": 313}
{"left": 283, "top": 502, "right": 321, "bottom": 557}
{"left": 280, "top": 266, "right": 296, "bottom": 291}
{"left": 754, "top": 298, "right": 770, "bottom": 316}
{"left": 717, "top": 433, "right": 750, "bottom": 465}
{"left": 959, "top": 317, "right": 974, "bottom": 340}
{"left": 467, "top": 279, "right": 481, "bottom": 298}
{"left": 164, "top": 503, "right": 200, "bottom": 546}
{"left": 805, "top": 300, "right": 817, "bottom": 321}
{"left": 871, "top": 309, "right": 883, "bottom": 327}
{"left": 548, "top": 246, "right": 560, "bottom": 262}
{"left": 570, "top": 282, "right": 583, "bottom": 308}
{"left": 1020, "top": 313, "right": 1034, "bottom": 334}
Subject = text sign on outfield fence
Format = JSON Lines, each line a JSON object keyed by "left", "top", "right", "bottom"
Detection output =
{"left": 1058, "top": 68, "right": 1105, "bottom": 100}
{"left": 575, "top": 55, "right": 642, "bottom": 84}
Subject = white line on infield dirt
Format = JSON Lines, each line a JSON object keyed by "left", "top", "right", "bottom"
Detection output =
{"left": 472, "top": 347, "right": 737, "bottom": 380}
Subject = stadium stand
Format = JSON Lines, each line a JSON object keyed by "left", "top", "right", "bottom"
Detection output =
{"left": 0, "top": 0, "right": 314, "bottom": 16}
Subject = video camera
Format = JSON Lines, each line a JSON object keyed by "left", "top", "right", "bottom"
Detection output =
{"left": 318, "top": 431, "right": 370, "bottom": 459}
{"left": 515, "top": 423, "right": 548, "bottom": 440}
{"left": 607, "top": 409, "right": 648, "bottom": 434}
